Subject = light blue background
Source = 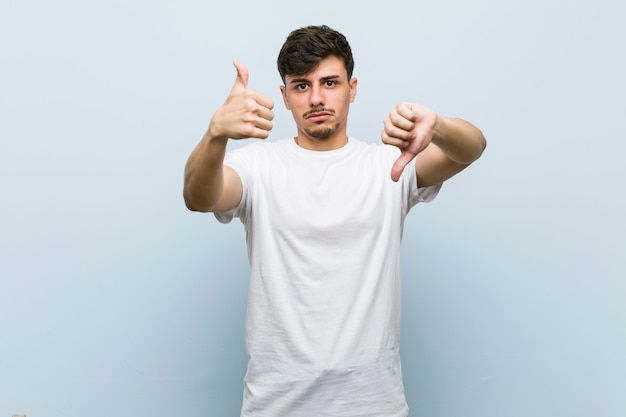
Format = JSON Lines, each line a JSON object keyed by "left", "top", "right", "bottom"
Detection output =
{"left": 1, "top": 0, "right": 625, "bottom": 416}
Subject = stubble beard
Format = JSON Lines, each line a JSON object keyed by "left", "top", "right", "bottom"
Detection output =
{"left": 304, "top": 122, "right": 341, "bottom": 140}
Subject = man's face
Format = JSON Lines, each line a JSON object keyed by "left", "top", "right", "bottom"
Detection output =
{"left": 280, "top": 55, "right": 357, "bottom": 149}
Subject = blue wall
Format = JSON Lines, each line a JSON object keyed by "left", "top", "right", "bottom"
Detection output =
{"left": 2, "top": 0, "right": 625, "bottom": 416}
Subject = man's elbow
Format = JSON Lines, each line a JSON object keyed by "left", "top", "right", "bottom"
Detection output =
{"left": 468, "top": 129, "right": 487, "bottom": 163}
{"left": 183, "top": 190, "right": 214, "bottom": 213}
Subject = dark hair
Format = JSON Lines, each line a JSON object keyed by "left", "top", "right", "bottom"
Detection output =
{"left": 277, "top": 25, "right": 354, "bottom": 83}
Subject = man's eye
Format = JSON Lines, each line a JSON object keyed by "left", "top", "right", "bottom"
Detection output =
{"left": 297, "top": 84, "right": 308, "bottom": 90}
{"left": 325, "top": 81, "right": 335, "bottom": 87}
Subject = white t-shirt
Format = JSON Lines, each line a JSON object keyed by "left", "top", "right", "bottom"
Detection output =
{"left": 215, "top": 137, "right": 440, "bottom": 417}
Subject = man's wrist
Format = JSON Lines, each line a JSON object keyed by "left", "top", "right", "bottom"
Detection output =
{"left": 205, "top": 121, "right": 230, "bottom": 145}
{"left": 430, "top": 114, "right": 447, "bottom": 147}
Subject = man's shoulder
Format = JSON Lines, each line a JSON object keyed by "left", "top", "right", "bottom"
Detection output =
{"left": 227, "top": 138, "right": 398, "bottom": 160}
{"left": 241, "top": 137, "right": 293, "bottom": 149}
{"left": 226, "top": 137, "right": 292, "bottom": 156}
{"left": 349, "top": 138, "right": 400, "bottom": 157}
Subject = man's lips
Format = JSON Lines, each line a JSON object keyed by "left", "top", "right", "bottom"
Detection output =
{"left": 306, "top": 112, "right": 332, "bottom": 122}
{"left": 304, "top": 109, "right": 334, "bottom": 122}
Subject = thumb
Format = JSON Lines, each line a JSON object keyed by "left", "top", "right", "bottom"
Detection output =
{"left": 390, "top": 150, "right": 415, "bottom": 182}
{"left": 232, "top": 60, "right": 249, "bottom": 89}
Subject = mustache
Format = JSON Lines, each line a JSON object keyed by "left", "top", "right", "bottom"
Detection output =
{"left": 303, "top": 107, "right": 335, "bottom": 118}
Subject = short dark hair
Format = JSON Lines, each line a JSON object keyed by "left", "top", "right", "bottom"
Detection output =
{"left": 277, "top": 25, "right": 354, "bottom": 83}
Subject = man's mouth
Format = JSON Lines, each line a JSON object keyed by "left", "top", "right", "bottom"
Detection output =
{"left": 304, "top": 108, "right": 335, "bottom": 121}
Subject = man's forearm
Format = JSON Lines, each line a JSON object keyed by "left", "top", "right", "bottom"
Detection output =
{"left": 432, "top": 117, "right": 486, "bottom": 164}
{"left": 183, "top": 134, "right": 229, "bottom": 212}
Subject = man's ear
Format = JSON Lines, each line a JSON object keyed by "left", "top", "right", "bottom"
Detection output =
{"left": 349, "top": 77, "right": 358, "bottom": 103}
{"left": 280, "top": 85, "right": 291, "bottom": 110}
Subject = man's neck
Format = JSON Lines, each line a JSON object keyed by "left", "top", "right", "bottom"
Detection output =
{"left": 294, "top": 131, "right": 349, "bottom": 151}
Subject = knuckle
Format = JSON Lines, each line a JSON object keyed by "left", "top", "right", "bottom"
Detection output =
{"left": 241, "top": 125, "right": 256, "bottom": 137}
{"left": 242, "top": 100, "right": 257, "bottom": 114}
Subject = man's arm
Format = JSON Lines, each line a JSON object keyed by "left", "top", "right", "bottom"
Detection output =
{"left": 381, "top": 102, "right": 486, "bottom": 186}
{"left": 183, "top": 61, "right": 274, "bottom": 212}
{"left": 184, "top": 137, "right": 243, "bottom": 213}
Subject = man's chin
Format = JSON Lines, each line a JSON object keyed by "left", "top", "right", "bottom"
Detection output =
{"left": 305, "top": 125, "right": 338, "bottom": 140}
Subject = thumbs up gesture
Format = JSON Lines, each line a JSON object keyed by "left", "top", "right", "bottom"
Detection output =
{"left": 381, "top": 102, "right": 439, "bottom": 182}
{"left": 208, "top": 60, "right": 275, "bottom": 141}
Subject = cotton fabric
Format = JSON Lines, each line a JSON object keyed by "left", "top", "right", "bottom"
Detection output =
{"left": 215, "top": 138, "right": 440, "bottom": 417}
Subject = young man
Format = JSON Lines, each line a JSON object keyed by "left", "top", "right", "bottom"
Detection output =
{"left": 184, "top": 25, "right": 486, "bottom": 417}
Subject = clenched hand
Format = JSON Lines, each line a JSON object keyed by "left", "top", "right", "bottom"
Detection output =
{"left": 381, "top": 102, "right": 439, "bottom": 182}
{"left": 208, "top": 60, "right": 275, "bottom": 141}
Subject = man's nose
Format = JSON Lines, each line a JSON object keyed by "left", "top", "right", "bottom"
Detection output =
{"left": 310, "top": 84, "right": 324, "bottom": 107}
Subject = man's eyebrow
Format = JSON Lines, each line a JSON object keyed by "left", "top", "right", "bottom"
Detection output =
{"left": 288, "top": 75, "right": 341, "bottom": 84}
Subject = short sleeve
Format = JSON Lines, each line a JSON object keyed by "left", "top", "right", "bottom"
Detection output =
{"left": 403, "top": 156, "right": 442, "bottom": 210}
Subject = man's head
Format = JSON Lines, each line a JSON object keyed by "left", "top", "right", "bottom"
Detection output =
{"left": 277, "top": 25, "right": 354, "bottom": 83}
